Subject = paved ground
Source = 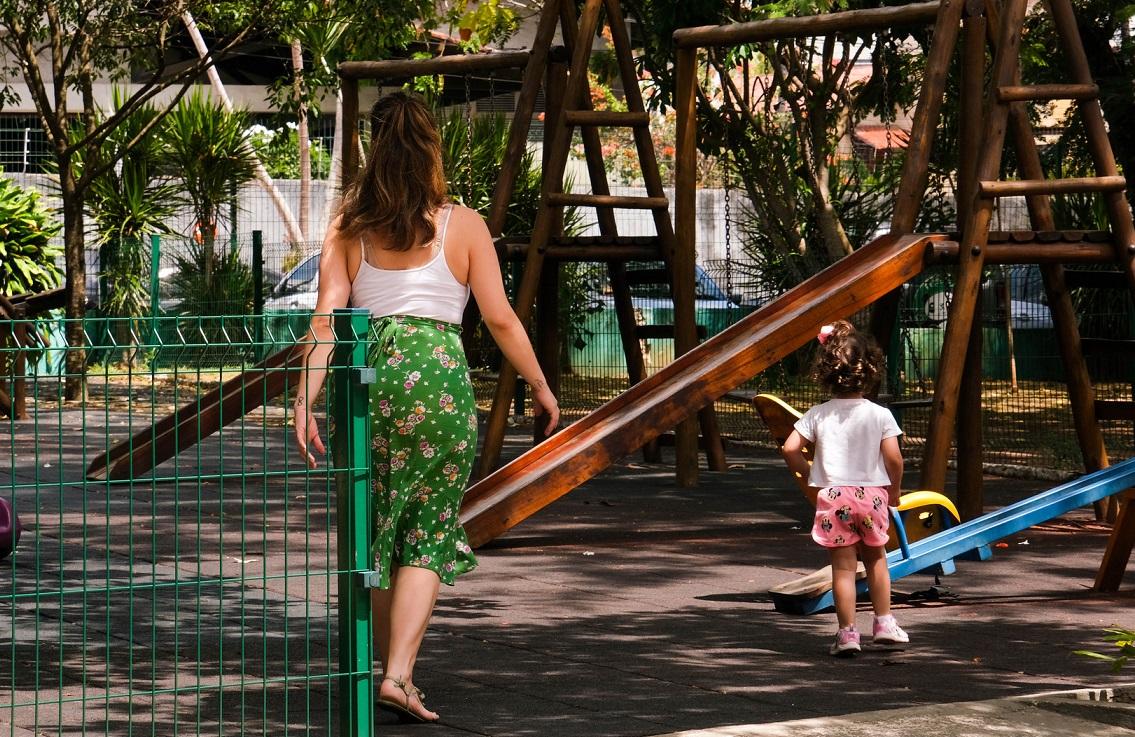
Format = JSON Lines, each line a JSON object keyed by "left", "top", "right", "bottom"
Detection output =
{"left": 390, "top": 439, "right": 1135, "bottom": 736}
{"left": 3, "top": 417, "right": 1135, "bottom": 736}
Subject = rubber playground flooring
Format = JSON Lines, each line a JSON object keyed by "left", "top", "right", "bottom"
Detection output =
{"left": 4, "top": 418, "right": 1134, "bottom": 736}
{"left": 401, "top": 436, "right": 1135, "bottom": 736}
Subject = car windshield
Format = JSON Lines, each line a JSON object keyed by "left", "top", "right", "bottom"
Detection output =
{"left": 277, "top": 254, "right": 319, "bottom": 295}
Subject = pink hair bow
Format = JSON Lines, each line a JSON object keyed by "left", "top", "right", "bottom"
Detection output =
{"left": 817, "top": 324, "right": 834, "bottom": 344}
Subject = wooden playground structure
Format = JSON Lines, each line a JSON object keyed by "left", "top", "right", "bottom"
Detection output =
{"left": 79, "top": 0, "right": 1135, "bottom": 593}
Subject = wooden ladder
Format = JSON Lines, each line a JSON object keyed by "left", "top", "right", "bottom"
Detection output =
{"left": 473, "top": 0, "right": 727, "bottom": 484}
{"left": 919, "top": 0, "right": 1135, "bottom": 588}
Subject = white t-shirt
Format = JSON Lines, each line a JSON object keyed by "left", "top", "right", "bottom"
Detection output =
{"left": 793, "top": 398, "right": 903, "bottom": 488}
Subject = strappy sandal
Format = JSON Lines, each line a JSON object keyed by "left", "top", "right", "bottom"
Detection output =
{"left": 378, "top": 676, "right": 438, "bottom": 724}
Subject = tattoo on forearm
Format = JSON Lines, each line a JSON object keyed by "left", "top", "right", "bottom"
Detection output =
{"left": 296, "top": 396, "right": 305, "bottom": 407}
{"left": 533, "top": 378, "right": 546, "bottom": 391}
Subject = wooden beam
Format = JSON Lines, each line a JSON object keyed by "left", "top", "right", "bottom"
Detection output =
{"left": 544, "top": 193, "right": 670, "bottom": 209}
{"left": 929, "top": 240, "right": 1116, "bottom": 262}
{"left": 672, "top": 1, "right": 939, "bottom": 48}
{"left": 978, "top": 175, "right": 1127, "bottom": 197}
{"left": 996, "top": 83, "right": 1098, "bottom": 101}
{"left": 338, "top": 51, "right": 530, "bottom": 80}
{"left": 562, "top": 110, "right": 650, "bottom": 127}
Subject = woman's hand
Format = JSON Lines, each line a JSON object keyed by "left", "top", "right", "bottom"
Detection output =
{"left": 294, "top": 401, "right": 326, "bottom": 469}
{"left": 532, "top": 385, "right": 560, "bottom": 437}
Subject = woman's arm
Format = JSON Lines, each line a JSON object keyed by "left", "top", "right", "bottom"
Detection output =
{"left": 464, "top": 213, "right": 560, "bottom": 436}
{"left": 293, "top": 222, "right": 353, "bottom": 468}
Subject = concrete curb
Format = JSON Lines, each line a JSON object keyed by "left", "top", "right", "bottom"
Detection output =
{"left": 648, "top": 684, "right": 1135, "bottom": 737}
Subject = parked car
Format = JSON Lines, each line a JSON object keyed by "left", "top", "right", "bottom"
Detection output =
{"left": 263, "top": 252, "right": 320, "bottom": 311}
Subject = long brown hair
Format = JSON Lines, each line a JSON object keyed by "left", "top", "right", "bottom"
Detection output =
{"left": 338, "top": 91, "right": 447, "bottom": 251}
{"left": 811, "top": 320, "right": 884, "bottom": 395}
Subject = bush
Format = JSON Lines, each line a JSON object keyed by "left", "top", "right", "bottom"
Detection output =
{"left": 168, "top": 240, "right": 254, "bottom": 316}
{"left": 0, "top": 174, "right": 62, "bottom": 296}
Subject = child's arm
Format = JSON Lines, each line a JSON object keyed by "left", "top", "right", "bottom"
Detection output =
{"left": 881, "top": 435, "right": 903, "bottom": 506}
{"left": 782, "top": 430, "right": 819, "bottom": 507}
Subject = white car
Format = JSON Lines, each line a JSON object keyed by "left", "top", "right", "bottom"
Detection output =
{"left": 264, "top": 252, "right": 320, "bottom": 311}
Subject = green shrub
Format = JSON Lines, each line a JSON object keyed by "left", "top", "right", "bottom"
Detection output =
{"left": 168, "top": 240, "right": 254, "bottom": 316}
{"left": 0, "top": 174, "right": 62, "bottom": 296}
{"left": 1075, "top": 627, "right": 1135, "bottom": 672}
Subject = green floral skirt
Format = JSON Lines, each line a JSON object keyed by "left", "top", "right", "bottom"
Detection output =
{"left": 368, "top": 315, "right": 478, "bottom": 588}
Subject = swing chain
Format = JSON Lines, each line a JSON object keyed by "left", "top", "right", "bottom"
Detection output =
{"left": 723, "top": 148, "right": 733, "bottom": 301}
{"left": 464, "top": 73, "right": 474, "bottom": 206}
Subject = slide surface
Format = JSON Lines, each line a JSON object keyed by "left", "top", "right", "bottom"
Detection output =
{"left": 774, "top": 457, "right": 1135, "bottom": 614}
{"left": 461, "top": 233, "right": 944, "bottom": 546}
{"left": 86, "top": 344, "right": 304, "bottom": 481}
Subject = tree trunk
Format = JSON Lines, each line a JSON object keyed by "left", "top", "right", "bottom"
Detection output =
{"left": 323, "top": 90, "right": 344, "bottom": 227}
{"left": 291, "top": 38, "right": 310, "bottom": 242}
{"left": 182, "top": 11, "right": 305, "bottom": 245}
{"left": 60, "top": 167, "right": 87, "bottom": 400}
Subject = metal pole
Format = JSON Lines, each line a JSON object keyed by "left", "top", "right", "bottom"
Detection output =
{"left": 332, "top": 307, "right": 375, "bottom": 736}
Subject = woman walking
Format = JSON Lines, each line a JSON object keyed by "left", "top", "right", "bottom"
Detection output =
{"left": 292, "top": 91, "right": 559, "bottom": 722}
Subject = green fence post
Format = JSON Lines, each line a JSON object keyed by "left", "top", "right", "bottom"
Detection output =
{"left": 149, "top": 234, "right": 161, "bottom": 346}
{"left": 252, "top": 231, "right": 264, "bottom": 358}
{"left": 332, "top": 307, "right": 374, "bottom": 737}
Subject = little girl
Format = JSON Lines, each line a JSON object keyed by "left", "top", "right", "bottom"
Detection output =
{"left": 782, "top": 320, "right": 909, "bottom": 656}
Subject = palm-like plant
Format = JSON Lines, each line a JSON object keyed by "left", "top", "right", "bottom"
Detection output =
{"left": 162, "top": 91, "right": 258, "bottom": 307}
{"left": 85, "top": 90, "right": 182, "bottom": 326}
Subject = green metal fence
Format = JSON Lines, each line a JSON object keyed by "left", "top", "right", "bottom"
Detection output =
{"left": 1, "top": 310, "right": 376, "bottom": 736}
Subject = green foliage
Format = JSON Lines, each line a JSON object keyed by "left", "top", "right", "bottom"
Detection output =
{"left": 167, "top": 240, "right": 254, "bottom": 316}
{"left": 0, "top": 174, "right": 62, "bottom": 296}
{"left": 625, "top": 0, "right": 927, "bottom": 282}
{"left": 1075, "top": 627, "right": 1135, "bottom": 672}
{"left": 248, "top": 123, "right": 331, "bottom": 179}
{"left": 82, "top": 90, "right": 180, "bottom": 322}
{"left": 438, "top": 108, "right": 542, "bottom": 233}
{"left": 163, "top": 91, "right": 257, "bottom": 243}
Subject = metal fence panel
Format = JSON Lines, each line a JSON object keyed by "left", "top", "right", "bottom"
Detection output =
{"left": 1, "top": 312, "right": 375, "bottom": 736}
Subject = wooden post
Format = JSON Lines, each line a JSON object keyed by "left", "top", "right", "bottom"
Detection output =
{"left": 11, "top": 319, "right": 27, "bottom": 420}
{"left": 673, "top": 46, "right": 701, "bottom": 487}
{"left": 476, "top": 0, "right": 605, "bottom": 479}
{"left": 955, "top": 0, "right": 987, "bottom": 519}
{"left": 608, "top": 0, "right": 727, "bottom": 473}
{"left": 340, "top": 77, "right": 360, "bottom": 191}
{"left": 921, "top": 0, "right": 1029, "bottom": 492}
{"left": 982, "top": 0, "right": 1113, "bottom": 521}
{"left": 534, "top": 58, "right": 567, "bottom": 445}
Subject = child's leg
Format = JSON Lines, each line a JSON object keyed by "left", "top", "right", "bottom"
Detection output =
{"left": 860, "top": 543, "right": 891, "bottom": 617}
{"left": 829, "top": 545, "right": 859, "bottom": 629}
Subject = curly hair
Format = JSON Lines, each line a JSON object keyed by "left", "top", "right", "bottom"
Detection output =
{"left": 337, "top": 91, "right": 448, "bottom": 251}
{"left": 811, "top": 320, "right": 884, "bottom": 395}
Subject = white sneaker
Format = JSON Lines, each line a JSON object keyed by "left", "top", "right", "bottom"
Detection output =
{"left": 830, "top": 626, "right": 861, "bottom": 657}
{"left": 873, "top": 614, "right": 909, "bottom": 647}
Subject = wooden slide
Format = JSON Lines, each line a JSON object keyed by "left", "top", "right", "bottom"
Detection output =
{"left": 86, "top": 344, "right": 305, "bottom": 481}
{"left": 461, "top": 233, "right": 947, "bottom": 546}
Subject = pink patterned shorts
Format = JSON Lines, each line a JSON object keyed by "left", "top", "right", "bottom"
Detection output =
{"left": 811, "top": 486, "right": 891, "bottom": 548}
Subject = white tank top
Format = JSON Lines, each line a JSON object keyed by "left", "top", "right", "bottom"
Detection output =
{"left": 350, "top": 205, "right": 470, "bottom": 324}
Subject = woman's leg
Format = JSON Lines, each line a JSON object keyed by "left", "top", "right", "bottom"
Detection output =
{"left": 371, "top": 569, "right": 396, "bottom": 675}
{"left": 377, "top": 565, "right": 442, "bottom": 720}
{"left": 829, "top": 545, "right": 859, "bottom": 629}
{"left": 860, "top": 543, "right": 891, "bottom": 617}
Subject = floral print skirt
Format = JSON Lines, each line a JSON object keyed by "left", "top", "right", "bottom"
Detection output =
{"left": 368, "top": 314, "right": 478, "bottom": 588}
